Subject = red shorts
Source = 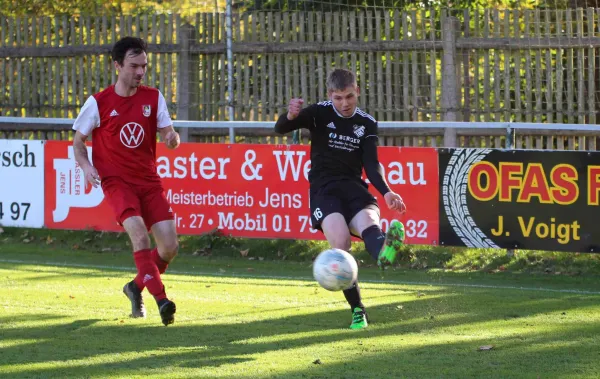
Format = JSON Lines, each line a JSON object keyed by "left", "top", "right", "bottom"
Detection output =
{"left": 101, "top": 177, "right": 174, "bottom": 230}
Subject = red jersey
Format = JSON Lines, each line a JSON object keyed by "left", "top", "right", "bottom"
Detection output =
{"left": 72, "top": 85, "right": 172, "bottom": 186}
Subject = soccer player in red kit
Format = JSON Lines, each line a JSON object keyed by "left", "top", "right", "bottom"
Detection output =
{"left": 72, "top": 37, "right": 180, "bottom": 326}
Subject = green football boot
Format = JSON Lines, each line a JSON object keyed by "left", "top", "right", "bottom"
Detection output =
{"left": 350, "top": 307, "right": 369, "bottom": 330}
{"left": 377, "top": 221, "right": 406, "bottom": 268}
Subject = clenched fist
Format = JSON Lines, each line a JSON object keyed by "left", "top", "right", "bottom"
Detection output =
{"left": 287, "top": 98, "right": 304, "bottom": 120}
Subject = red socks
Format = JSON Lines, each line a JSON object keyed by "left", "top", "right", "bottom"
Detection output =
{"left": 151, "top": 248, "right": 169, "bottom": 274}
{"left": 133, "top": 249, "right": 166, "bottom": 301}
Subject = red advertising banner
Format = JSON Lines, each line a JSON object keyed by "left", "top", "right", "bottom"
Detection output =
{"left": 44, "top": 141, "right": 439, "bottom": 245}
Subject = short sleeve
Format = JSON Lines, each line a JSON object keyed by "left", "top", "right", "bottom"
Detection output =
{"left": 72, "top": 96, "right": 100, "bottom": 136}
{"left": 157, "top": 91, "right": 173, "bottom": 129}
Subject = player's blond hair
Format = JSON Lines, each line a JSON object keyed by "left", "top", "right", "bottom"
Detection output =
{"left": 326, "top": 69, "right": 357, "bottom": 92}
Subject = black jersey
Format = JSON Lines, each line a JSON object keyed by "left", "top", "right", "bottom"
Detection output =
{"left": 274, "top": 101, "right": 391, "bottom": 196}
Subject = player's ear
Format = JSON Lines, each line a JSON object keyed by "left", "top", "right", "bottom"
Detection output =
{"left": 355, "top": 86, "right": 360, "bottom": 97}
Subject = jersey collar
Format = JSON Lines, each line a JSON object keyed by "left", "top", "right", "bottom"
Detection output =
{"left": 332, "top": 104, "right": 357, "bottom": 118}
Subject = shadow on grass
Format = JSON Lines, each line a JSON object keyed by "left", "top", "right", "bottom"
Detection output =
{"left": 1, "top": 285, "right": 599, "bottom": 378}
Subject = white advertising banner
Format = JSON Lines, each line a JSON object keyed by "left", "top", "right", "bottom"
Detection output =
{"left": 0, "top": 140, "right": 45, "bottom": 228}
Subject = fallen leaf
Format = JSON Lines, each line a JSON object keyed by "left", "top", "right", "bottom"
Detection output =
{"left": 312, "top": 359, "right": 322, "bottom": 365}
{"left": 478, "top": 345, "right": 494, "bottom": 351}
{"left": 46, "top": 236, "right": 54, "bottom": 244}
{"left": 120, "top": 320, "right": 124, "bottom": 324}
{"left": 219, "top": 268, "right": 226, "bottom": 273}
{"left": 72, "top": 244, "right": 80, "bottom": 250}
{"left": 396, "top": 305, "right": 403, "bottom": 310}
{"left": 84, "top": 238, "right": 92, "bottom": 243}
{"left": 21, "top": 231, "right": 28, "bottom": 237}
{"left": 22, "top": 238, "right": 31, "bottom": 243}
{"left": 69, "top": 295, "right": 75, "bottom": 299}
{"left": 247, "top": 268, "right": 255, "bottom": 272}
{"left": 205, "top": 285, "right": 211, "bottom": 288}
{"left": 240, "top": 249, "right": 249, "bottom": 257}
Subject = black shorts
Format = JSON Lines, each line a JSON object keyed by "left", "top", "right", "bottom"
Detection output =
{"left": 309, "top": 179, "right": 379, "bottom": 236}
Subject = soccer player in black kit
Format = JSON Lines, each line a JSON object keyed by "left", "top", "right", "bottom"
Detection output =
{"left": 274, "top": 68, "right": 407, "bottom": 329}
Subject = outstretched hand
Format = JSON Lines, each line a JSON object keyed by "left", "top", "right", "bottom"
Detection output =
{"left": 384, "top": 192, "right": 407, "bottom": 214}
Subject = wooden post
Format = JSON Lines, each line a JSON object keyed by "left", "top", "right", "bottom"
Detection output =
{"left": 441, "top": 16, "right": 460, "bottom": 147}
{"left": 177, "top": 23, "right": 199, "bottom": 142}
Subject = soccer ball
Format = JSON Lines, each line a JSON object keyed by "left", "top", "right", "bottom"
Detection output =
{"left": 312, "top": 248, "right": 358, "bottom": 291}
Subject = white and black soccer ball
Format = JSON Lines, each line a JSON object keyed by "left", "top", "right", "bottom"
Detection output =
{"left": 312, "top": 248, "right": 358, "bottom": 291}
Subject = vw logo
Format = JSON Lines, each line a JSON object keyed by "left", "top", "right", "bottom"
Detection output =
{"left": 120, "top": 122, "right": 145, "bottom": 148}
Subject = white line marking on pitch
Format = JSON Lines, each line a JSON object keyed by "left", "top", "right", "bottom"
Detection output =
{"left": 1, "top": 258, "right": 600, "bottom": 295}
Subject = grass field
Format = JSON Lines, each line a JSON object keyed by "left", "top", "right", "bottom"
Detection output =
{"left": 2, "top": 228, "right": 600, "bottom": 378}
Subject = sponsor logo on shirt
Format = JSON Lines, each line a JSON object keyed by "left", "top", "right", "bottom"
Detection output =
{"left": 353, "top": 125, "right": 365, "bottom": 138}
{"left": 142, "top": 105, "right": 151, "bottom": 117}
{"left": 120, "top": 122, "right": 145, "bottom": 148}
{"left": 327, "top": 122, "right": 336, "bottom": 129}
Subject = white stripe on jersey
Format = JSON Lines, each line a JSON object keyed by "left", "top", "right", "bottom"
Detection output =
{"left": 356, "top": 108, "right": 376, "bottom": 123}
{"left": 317, "top": 100, "right": 332, "bottom": 106}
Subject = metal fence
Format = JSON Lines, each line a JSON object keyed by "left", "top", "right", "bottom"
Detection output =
{"left": 3, "top": 117, "right": 600, "bottom": 151}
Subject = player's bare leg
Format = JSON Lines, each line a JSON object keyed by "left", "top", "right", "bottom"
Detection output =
{"left": 150, "top": 220, "right": 179, "bottom": 326}
{"left": 321, "top": 213, "right": 367, "bottom": 329}
{"left": 151, "top": 220, "right": 179, "bottom": 265}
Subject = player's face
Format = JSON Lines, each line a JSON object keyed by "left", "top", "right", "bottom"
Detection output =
{"left": 116, "top": 50, "right": 148, "bottom": 89}
{"left": 329, "top": 85, "right": 360, "bottom": 117}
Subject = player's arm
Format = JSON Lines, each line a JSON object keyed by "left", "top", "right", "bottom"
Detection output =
{"left": 72, "top": 96, "right": 101, "bottom": 188}
{"left": 274, "top": 98, "right": 314, "bottom": 134}
{"left": 362, "top": 135, "right": 392, "bottom": 197}
{"left": 362, "top": 124, "right": 407, "bottom": 213}
{"left": 157, "top": 91, "right": 180, "bottom": 149}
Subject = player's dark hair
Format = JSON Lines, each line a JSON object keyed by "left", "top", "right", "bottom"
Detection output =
{"left": 112, "top": 37, "right": 147, "bottom": 66}
{"left": 326, "top": 69, "right": 357, "bottom": 91}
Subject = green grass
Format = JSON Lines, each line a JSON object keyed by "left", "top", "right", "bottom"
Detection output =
{"left": 2, "top": 229, "right": 600, "bottom": 377}
{"left": 4, "top": 226, "right": 600, "bottom": 276}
